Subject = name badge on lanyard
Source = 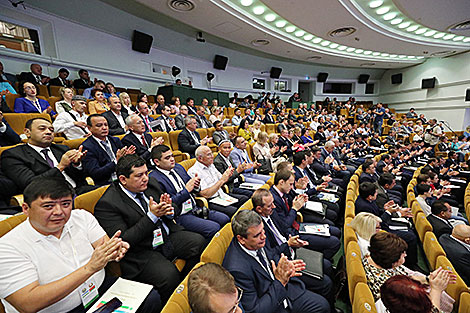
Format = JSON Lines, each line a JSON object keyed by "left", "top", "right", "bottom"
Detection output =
{"left": 79, "top": 279, "right": 99, "bottom": 308}
{"left": 152, "top": 228, "right": 164, "bottom": 248}
{"left": 182, "top": 199, "right": 192, "bottom": 214}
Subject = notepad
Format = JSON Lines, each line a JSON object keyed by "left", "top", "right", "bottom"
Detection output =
{"left": 239, "top": 182, "right": 264, "bottom": 190}
{"left": 299, "top": 223, "right": 330, "bottom": 237}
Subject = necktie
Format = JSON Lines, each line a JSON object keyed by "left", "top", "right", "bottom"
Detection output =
{"left": 256, "top": 249, "right": 269, "bottom": 271}
{"left": 35, "top": 75, "right": 41, "bottom": 84}
{"left": 283, "top": 195, "right": 300, "bottom": 231}
{"left": 32, "top": 99, "right": 41, "bottom": 112}
{"left": 135, "top": 193, "right": 174, "bottom": 258}
{"left": 169, "top": 170, "right": 196, "bottom": 209}
{"left": 144, "top": 116, "right": 151, "bottom": 131}
{"left": 141, "top": 135, "right": 147, "bottom": 148}
{"left": 40, "top": 149, "right": 54, "bottom": 167}
{"left": 101, "top": 140, "right": 115, "bottom": 161}
{"left": 164, "top": 118, "right": 170, "bottom": 132}
{"left": 266, "top": 219, "right": 283, "bottom": 245}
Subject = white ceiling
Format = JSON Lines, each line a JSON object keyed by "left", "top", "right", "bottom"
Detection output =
{"left": 132, "top": 0, "right": 469, "bottom": 69}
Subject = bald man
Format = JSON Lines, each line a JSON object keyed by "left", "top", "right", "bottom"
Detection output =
{"left": 439, "top": 224, "right": 470, "bottom": 285}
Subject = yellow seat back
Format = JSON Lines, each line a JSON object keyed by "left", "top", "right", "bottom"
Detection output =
{"left": 200, "top": 223, "right": 234, "bottom": 265}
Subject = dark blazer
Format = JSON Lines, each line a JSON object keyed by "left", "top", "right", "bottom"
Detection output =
{"left": 213, "top": 153, "right": 241, "bottom": 192}
{"left": 359, "top": 172, "right": 379, "bottom": 184}
{"left": 293, "top": 166, "right": 318, "bottom": 197}
{"left": 277, "top": 136, "right": 293, "bottom": 157}
{"left": 194, "top": 114, "right": 212, "bottom": 129}
{"left": 369, "top": 137, "right": 383, "bottom": 148}
{"left": 149, "top": 164, "right": 194, "bottom": 216}
{"left": 270, "top": 186, "right": 297, "bottom": 231}
{"left": 212, "top": 130, "right": 230, "bottom": 146}
{"left": 376, "top": 160, "right": 387, "bottom": 174}
{"left": 355, "top": 196, "right": 383, "bottom": 217}
{"left": 2, "top": 72, "right": 17, "bottom": 84}
{"left": 277, "top": 123, "right": 288, "bottom": 134}
{"left": 155, "top": 116, "right": 176, "bottom": 132}
{"left": 102, "top": 110, "right": 129, "bottom": 135}
{"left": 73, "top": 78, "right": 93, "bottom": 90}
{"left": 121, "top": 132, "right": 153, "bottom": 165}
{"left": 1, "top": 143, "right": 88, "bottom": 192}
{"left": 177, "top": 128, "right": 200, "bottom": 158}
{"left": 48, "top": 77, "right": 71, "bottom": 87}
{"left": 314, "top": 132, "right": 326, "bottom": 144}
{"left": 18, "top": 72, "right": 48, "bottom": 85}
{"left": 222, "top": 238, "right": 306, "bottom": 313}
{"left": 427, "top": 214, "right": 453, "bottom": 239}
{"left": 311, "top": 158, "right": 331, "bottom": 177}
{"left": 174, "top": 114, "right": 187, "bottom": 130}
{"left": 0, "top": 120, "right": 21, "bottom": 147}
{"left": 81, "top": 135, "right": 123, "bottom": 186}
{"left": 263, "top": 114, "right": 275, "bottom": 124}
{"left": 439, "top": 234, "right": 470, "bottom": 285}
{"left": 94, "top": 178, "right": 184, "bottom": 279}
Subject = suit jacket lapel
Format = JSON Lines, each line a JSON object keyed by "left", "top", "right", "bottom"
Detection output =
{"left": 24, "top": 145, "right": 51, "bottom": 167}
{"left": 234, "top": 240, "right": 273, "bottom": 281}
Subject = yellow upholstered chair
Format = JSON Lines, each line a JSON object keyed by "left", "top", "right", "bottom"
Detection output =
{"left": 344, "top": 217, "right": 358, "bottom": 253}
{"left": 459, "top": 292, "right": 470, "bottom": 313}
{"left": 345, "top": 200, "right": 356, "bottom": 219}
{"left": 200, "top": 223, "right": 234, "bottom": 265}
{"left": 61, "top": 137, "right": 87, "bottom": 149}
{"left": 423, "top": 231, "right": 446, "bottom": 269}
{"left": 74, "top": 185, "right": 109, "bottom": 214}
{"left": 169, "top": 130, "right": 183, "bottom": 152}
{"left": 5, "top": 94, "right": 20, "bottom": 112}
{"left": 179, "top": 158, "right": 196, "bottom": 172}
{"left": 3, "top": 113, "right": 51, "bottom": 135}
{"left": 161, "top": 262, "right": 205, "bottom": 313}
{"left": 346, "top": 241, "right": 367, "bottom": 303}
{"left": 353, "top": 282, "right": 377, "bottom": 313}
{"left": 436, "top": 255, "right": 470, "bottom": 308}
{"left": 415, "top": 212, "right": 433, "bottom": 242}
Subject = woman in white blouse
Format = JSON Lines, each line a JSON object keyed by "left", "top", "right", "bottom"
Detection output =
{"left": 350, "top": 212, "right": 382, "bottom": 257}
{"left": 55, "top": 87, "right": 74, "bottom": 114}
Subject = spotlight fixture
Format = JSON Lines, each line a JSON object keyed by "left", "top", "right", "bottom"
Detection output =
{"left": 196, "top": 31, "right": 205, "bottom": 43}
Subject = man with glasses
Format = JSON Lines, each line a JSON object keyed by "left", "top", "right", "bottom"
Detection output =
{"left": 188, "top": 263, "right": 243, "bottom": 313}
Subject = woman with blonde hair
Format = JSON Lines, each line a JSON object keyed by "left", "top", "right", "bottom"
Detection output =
{"left": 350, "top": 212, "right": 382, "bottom": 256}
{"left": 252, "top": 120, "right": 262, "bottom": 141}
{"left": 253, "top": 131, "right": 274, "bottom": 174}
{"left": 267, "top": 132, "right": 287, "bottom": 171}
{"left": 119, "top": 92, "right": 135, "bottom": 114}
{"left": 55, "top": 87, "right": 75, "bottom": 114}
{"left": 209, "top": 106, "right": 224, "bottom": 124}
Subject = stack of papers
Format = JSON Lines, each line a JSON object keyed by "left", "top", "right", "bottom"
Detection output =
{"left": 299, "top": 223, "right": 330, "bottom": 236}
{"left": 209, "top": 195, "right": 238, "bottom": 206}
{"left": 239, "top": 183, "right": 264, "bottom": 190}
{"left": 317, "top": 192, "right": 339, "bottom": 203}
{"left": 323, "top": 186, "right": 338, "bottom": 193}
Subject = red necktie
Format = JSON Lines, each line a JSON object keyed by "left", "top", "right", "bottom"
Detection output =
{"left": 141, "top": 135, "right": 147, "bottom": 147}
{"left": 283, "top": 195, "right": 299, "bottom": 231}
{"left": 145, "top": 117, "right": 151, "bottom": 131}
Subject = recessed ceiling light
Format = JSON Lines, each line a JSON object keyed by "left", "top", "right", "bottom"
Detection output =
{"left": 383, "top": 12, "right": 397, "bottom": 21}
{"left": 381, "top": 53, "right": 389, "bottom": 56}
{"left": 240, "top": 0, "right": 253, "bottom": 6}
{"left": 453, "top": 36, "right": 464, "bottom": 41}
{"left": 398, "top": 55, "right": 406, "bottom": 58}
{"left": 433, "top": 33, "right": 445, "bottom": 38}
{"left": 424, "top": 30, "right": 436, "bottom": 37}
{"left": 464, "top": 38, "right": 470, "bottom": 42}
{"left": 361, "top": 62, "right": 376, "bottom": 66}
{"left": 398, "top": 22, "right": 410, "bottom": 29}
{"left": 364, "top": 50, "right": 372, "bottom": 55}
{"left": 328, "top": 27, "right": 357, "bottom": 38}
{"left": 417, "top": 56, "right": 425, "bottom": 59}
{"left": 312, "top": 38, "right": 322, "bottom": 43}
{"left": 415, "top": 28, "right": 427, "bottom": 35}
{"left": 391, "top": 18, "right": 402, "bottom": 25}
{"left": 303, "top": 34, "right": 313, "bottom": 41}
{"left": 407, "top": 25, "right": 419, "bottom": 32}
{"left": 407, "top": 56, "right": 415, "bottom": 59}
{"left": 372, "top": 52, "right": 380, "bottom": 56}
{"left": 346, "top": 47, "right": 356, "bottom": 52}
{"left": 320, "top": 40, "right": 330, "bottom": 46}
{"left": 251, "top": 39, "right": 270, "bottom": 46}
{"left": 252, "top": 6, "right": 265, "bottom": 15}
{"left": 295, "top": 30, "right": 305, "bottom": 37}
{"left": 369, "top": 0, "right": 383, "bottom": 8}
{"left": 285, "top": 25, "right": 296, "bottom": 33}
{"left": 376, "top": 7, "right": 390, "bottom": 15}
{"left": 338, "top": 45, "right": 347, "bottom": 50}
{"left": 443, "top": 34, "right": 455, "bottom": 40}
{"left": 355, "top": 49, "right": 364, "bottom": 53}
{"left": 264, "top": 14, "right": 276, "bottom": 22}
{"left": 389, "top": 54, "right": 397, "bottom": 57}
{"left": 275, "top": 20, "right": 286, "bottom": 28}
{"left": 329, "top": 43, "right": 339, "bottom": 48}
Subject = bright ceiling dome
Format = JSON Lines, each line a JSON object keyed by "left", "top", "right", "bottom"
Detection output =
{"left": 443, "top": 34, "right": 455, "bottom": 40}
{"left": 368, "top": 0, "right": 383, "bottom": 8}
{"left": 453, "top": 36, "right": 464, "bottom": 41}
{"left": 285, "top": 25, "right": 296, "bottom": 33}
{"left": 363, "top": 50, "right": 372, "bottom": 55}
{"left": 240, "top": 0, "right": 253, "bottom": 6}
{"left": 424, "top": 30, "right": 436, "bottom": 37}
{"left": 338, "top": 45, "right": 347, "bottom": 50}
{"left": 346, "top": 47, "right": 355, "bottom": 52}
{"left": 415, "top": 28, "right": 427, "bottom": 35}
{"left": 383, "top": 12, "right": 396, "bottom": 21}
{"left": 275, "top": 20, "right": 286, "bottom": 28}
{"left": 303, "top": 34, "right": 313, "bottom": 40}
{"left": 372, "top": 52, "right": 380, "bottom": 56}
{"left": 376, "top": 6, "right": 390, "bottom": 15}
{"left": 329, "top": 43, "right": 339, "bottom": 48}
{"left": 433, "top": 33, "right": 445, "bottom": 38}
{"left": 252, "top": 6, "right": 265, "bottom": 15}
{"left": 398, "top": 21, "right": 410, "bottom": 29}
{"left": 312, "top": 38, "right": 322, "bottom": 43}
{"left": 264, "top": 14, "right": 276, "bottom": 22}
{"left": 355, "top": 49, "right": 364, "bottom": 53}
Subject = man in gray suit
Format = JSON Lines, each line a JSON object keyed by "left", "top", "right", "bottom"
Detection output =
{"left": 175, "top": 105, "right": 189, "bottom": 130}
{"left": 212, "top": 121, "right": 235, "bottom": 145}
{"left": 195, "top": 106, "right": 212, "bottom": 129}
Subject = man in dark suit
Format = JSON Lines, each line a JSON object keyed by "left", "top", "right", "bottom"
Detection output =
{"left": 314, "top": 126, "right": 327, "bottom": 144}
{"left": 0, "top": 111, "right": 21, "bottom": 147}
{"left": 73, "top": 69, "right": 94, "bottom": 90}
{"left": 174, "top": 105, "right": 189, "bottom": 130}
{"left": 427, "top": 200, "right": 455, "bottom": 239}
{"left": 263, "top": 108, "right": 275, "bottom": 124}
{"left": 47, "top": 68, "right": 72, "bottom": 87}
{"left": 150, "top": 145, "right": 229, "bottom": 238}
{"left": 195, "top": 106, "right": 212, "bottom": 129}
{"left": 1, "top": 117, "right": 93, "bottom": 194}
{"left": 277, "top": 119, "right": 289, "bottom": 133}
{"left": 177, "top": 116, "right": 209, "bottom": 158}
{"left": 311, "top": 147, "right": 346, "bottom": 189}
{"left": 212, "top": 121, "right": 233, "bottom": 145}
{"left": 94, "top": 154, "right": 206, "bottom": 302}
{"left": 121, "top": 115, "right": 163, "bottom": 169}
{"left": 277, "top": 129, "right": 294, "bottom": 159}
{"left": 222, "top": 210, "right": 330, "bottom": 313}
{"left": 155, "top": 105, "right": 177, "bottom": 132}
{"left": 19, "top": 63, "right": 50, "bottom": 85}
{"left": 82, "top": 114, "right": 135, "bottom": 185}
{"left": 102, "top": 95, "right": 129, "bottom": 135}
{"left": 269, "top": 169, "right": 341, "bottom": 260}
{"left": 439, "top": 225, "right": 470, "bottom": 285}
{"left": 186, "top": 97, "right": 197, "bottom": 116}
{"left": 0, "top": 61, "right": 17, "bottom": 84}
{"left": 213, "top": 139, "right": 253, "bottom": 198}
{"left": 137, "top": 102, "right": 156, "bottom": 132}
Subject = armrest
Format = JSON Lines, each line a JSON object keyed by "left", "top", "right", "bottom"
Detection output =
{"left": 195, "top": 196, "right": 208, "bottom": 208}
{"left": 86, "top": 177, "right": 95, "bottom": 185}
{"left": 239, "top": 174, "right": 245, "bottom": 182}
{"left": 296, "top": 211, "right": 303, "bottom": 223}
{"left": 10, "top": 194, "right": 24, "bottom": 207}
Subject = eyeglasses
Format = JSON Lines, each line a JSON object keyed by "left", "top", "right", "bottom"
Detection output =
{"left": 230, "top": 287, "right": 243, "bottom": 313}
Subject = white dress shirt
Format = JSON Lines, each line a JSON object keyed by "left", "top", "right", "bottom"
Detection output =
{"left": 53, "top": 110, "right": 89, "bottom": 140}
{"left": 187, "top": 161, "right": 226, "bottom": 198}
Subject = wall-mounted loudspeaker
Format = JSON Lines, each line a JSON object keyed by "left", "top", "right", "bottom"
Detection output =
{"left": 171, "top": 66, "right": 181, "bottom": 77}
{"left": 391, "top": 73, "right": 402, "bottom": 84}
{"left": 317, "top": 72, "right": 328, "bottom": 83}
{"left": 421, "top": 77, "right": 436, "bottom": 89}
{"left": 465, "top": 89, "right": 470, "bottom": 102}
{"left": 358, "top": 74, "right": 370, "bottom": 84}
{"left": 207, "top": 72, "right": 215, "bottom": 82}
{"left": 213, "top": 55, "right": 228, "bottom": 70}
{"left": 270, "top": 67, "right": 282, "bottom": 79}
{"left": 132, "top": 30, "right": 153, "bottom": 54}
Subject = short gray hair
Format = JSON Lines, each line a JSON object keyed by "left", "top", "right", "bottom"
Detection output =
{"left": 195, "top": 145, "right": 210, "bottom": 159}
{"left": 185, "top": 116, "right": 196, "bottom": 127}
{"left": 325, "top": 140, "right": 335, "bottom": 148}
{"left": 125, "top": 115, "right": 139, "bottom": 126}
{"left": 232, "top": 210, "right": 262, "bottom": 238}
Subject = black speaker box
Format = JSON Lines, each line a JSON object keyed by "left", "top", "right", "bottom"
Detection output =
{"left": 132, "top": 30, "right": 153, "bottom": 54}
{"left": 391, "top": 73, "right": 402, "bottom": 84}
{"left": 358, "top": 74, "right": 370, "bottom": 84}
{"left": 270, "top": 67, "right": 282, "bottom": 79}
{"left": 422, "top": 77, "right": 436, "bottom": 89}
{"left": 317, "top": 72, "right": 328, "bottom": 83}
{"left": 213, "top": 55, "right": 228, "bottom": 70}
{"left": 465, "top": 89, "right": 470, "bottom": 102}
